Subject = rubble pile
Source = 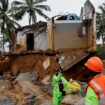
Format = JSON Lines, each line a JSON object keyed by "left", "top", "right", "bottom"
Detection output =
{"left": 0, "top": 69, "right": 88, "bottom": 105}
{"left": 0, "top": 53, "right": 89, "bottom": 105}
{"left": 0, "top": 72, "right": 53, "bottom": 105}
{"left": 0, "top": 51, "right": 92, "bottom": 105}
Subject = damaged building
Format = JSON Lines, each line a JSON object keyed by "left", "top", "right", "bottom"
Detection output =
{"left": 0, "top": 0, "right": 96, "bottom": 81}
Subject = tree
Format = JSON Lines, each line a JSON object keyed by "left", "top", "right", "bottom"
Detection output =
{"left": 11, "top": 0, "right": 51, "bottom": 25}
{"left": 96, "top": 3, "right": 105, "bottom": 45}
{"left": 0, "top": 0, "right": 21, "bottom": 52}
{"left": 97, "top": 44, "right": 105, "bottom": 59}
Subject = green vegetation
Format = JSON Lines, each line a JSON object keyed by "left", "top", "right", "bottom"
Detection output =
{"left": 96, "top": 3, "right": 105, "bottom": 45}
{"left": 0, "top": 0, "right": 51, "bottom": 52}
{"left": 97, "top": 44, "right": 105, "bottom": 59}
{"left": 0, "top": 0, "right": 21, "bottom": 51}
{"left": 96, "top": 2, "right": 105, "bottom": 59}
{"left": 10, "top": 0, "right": 51, "bottom": 25}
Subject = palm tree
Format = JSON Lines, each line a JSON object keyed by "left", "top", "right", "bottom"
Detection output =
{"left": 10, "top": 0, "right": 51, "bottom": 25}
{"left": 96, "top": 3, "right": 105, "bottom": 45}
{"left": 0, "top": 0, "right": 21, "bottom": 52}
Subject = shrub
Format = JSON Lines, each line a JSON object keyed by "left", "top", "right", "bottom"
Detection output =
{"left": 97, "top": 44, "right": 105, "bottom": 59}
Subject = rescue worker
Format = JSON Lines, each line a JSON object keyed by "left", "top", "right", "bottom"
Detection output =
{"left": 84, "top": 56, "right": 105, "bottom": 105}
{"left": 53, "top": 67, "right": 67, "bottom": 105}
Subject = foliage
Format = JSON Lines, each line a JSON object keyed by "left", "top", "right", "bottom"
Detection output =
{"left": 0, "top": 0, "right": 21, "bottom": 52}
{"left": 97, "top": 44, "right": 105, "bottom": 59}
{"left": 10, "top": 0, "right": 51, "bottom": 25}
{"left": 96, "top": 3, "right": 105, "bottom": 45}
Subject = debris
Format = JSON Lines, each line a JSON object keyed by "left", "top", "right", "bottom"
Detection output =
{"left": 15, "top": 70, "right": 38, "bottom": 82}
{"left": 43, "top": 57, "right": 50, "bottom": 70}
{"left": 0, "top": 96, "right": 17, "bottom": 105}
{"left": 0, "top": 80, "right": 12, "bottom": 91}
{"left": 40, "top": 100, "right": 53, "bottom": 105}
{"left": 75, "top": 98, "right": 85, "bottom": 105}
{"left": 61, "top": 93, "right": 83, "bottom": 105}
{"left": 41, "top": 75, "right": 50, "bottom": 85}
{"left": 41, "top": 83, "right": 53, "bottom": 96}
{"left": 22, "top": 95, "right": 37, "bottom": 105}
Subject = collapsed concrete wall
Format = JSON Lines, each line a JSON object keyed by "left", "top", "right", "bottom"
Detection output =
{"left": 0, "top": 51, "right": 59, "bottom": 79}
{"left": 0, "top": 48, "right": 94, "bottom": 82}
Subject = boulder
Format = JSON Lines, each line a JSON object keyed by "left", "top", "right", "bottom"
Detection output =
{"left": 0, "top": 96, "right": 17, "bottom": 105}
{"left": 0, "top": 80, "right": 12, "bottom": 91}
{"left": 15, "top": 70, "right": 38, "bottom": 82}
{"left": 61, "top": 93, "right": 83, "bottom": 105}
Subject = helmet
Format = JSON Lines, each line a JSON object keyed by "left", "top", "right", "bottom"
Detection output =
{"left": 84, "top": 56, "right": 103, "bottom": 72}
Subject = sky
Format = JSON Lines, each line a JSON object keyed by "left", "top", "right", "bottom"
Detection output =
{"left": 15, "top": 0, "right": 105, "bottom": 26}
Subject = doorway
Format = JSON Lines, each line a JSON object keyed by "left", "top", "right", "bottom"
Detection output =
{"left": 27, "top": 33, "right": 34, "bottom": 50}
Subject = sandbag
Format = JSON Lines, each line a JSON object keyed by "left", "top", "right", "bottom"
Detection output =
{"left": 65, "top": 79, "right": 81, "bottom": 94}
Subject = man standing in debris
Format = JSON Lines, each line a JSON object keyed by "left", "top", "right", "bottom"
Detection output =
{"left": 84, "top": 56, "right": 105, "bottom": 105}
{"left": 53, "top": 67, "right": 67, "bottom": 105}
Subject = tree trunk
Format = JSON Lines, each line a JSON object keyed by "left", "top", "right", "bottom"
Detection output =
{"left": 9, "top": 29, "right": 16, "bottom": 51}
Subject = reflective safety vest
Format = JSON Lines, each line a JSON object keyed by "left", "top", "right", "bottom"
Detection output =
{"left": 88, "top": 74, "right": 105, "bottom": 105}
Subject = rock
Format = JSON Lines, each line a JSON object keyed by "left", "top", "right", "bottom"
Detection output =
{"left": 0, "top": 96, "right": 17, "bottom": 105}
{"left": 15, "top": 70, "right": 38, "bottom": 82}
{"left": 41, "top": 83, "right": 53, "bottom": 96}
{"left": 22, "top": 95, "right": 37, "bottom": 105}
{"left": 18, "top": 81, "right": 38, "bottom": 95}
{"left": 74, "top": 98, "right": 85, "bottom": 105}
{"left": 41, "top": 75, "right": 50, "bottom": 85}
{"left": 0, "top": 80, "right": 12, "bottom": 91}
{"left": 61, "top": 93, "right": 83, "bottom": 105}
{"left": 40, "top": 100, "right": 53, "bottom": 105}
{"left": 19, "top": 81, "right": 53, "bottom": 105}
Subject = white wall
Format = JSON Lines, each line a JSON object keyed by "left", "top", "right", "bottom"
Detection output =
{"left": 16, "top": 29, "right": 47, "bottom": 51}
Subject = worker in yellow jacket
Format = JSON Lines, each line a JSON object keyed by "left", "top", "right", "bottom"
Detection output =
{"left": 53, "top": 67, "right": 81, "bottom": 105}
{"left": 53, "top": 68, "right": 67, "bottom": 105}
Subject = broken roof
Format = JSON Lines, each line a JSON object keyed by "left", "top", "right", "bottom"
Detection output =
{"left": 16, "top": 21, "right": 47, "bottom": 32}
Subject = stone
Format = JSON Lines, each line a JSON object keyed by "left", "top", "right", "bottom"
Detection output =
{"left": 61, "top": 93, "right": 83, "bottom": 105}
{"left": 15, "top": 70, "right": 38, "bottom": 82}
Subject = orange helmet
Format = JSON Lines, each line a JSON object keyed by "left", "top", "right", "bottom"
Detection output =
{"left": 84, "top": 56, "right": 103, "bottom": 72}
